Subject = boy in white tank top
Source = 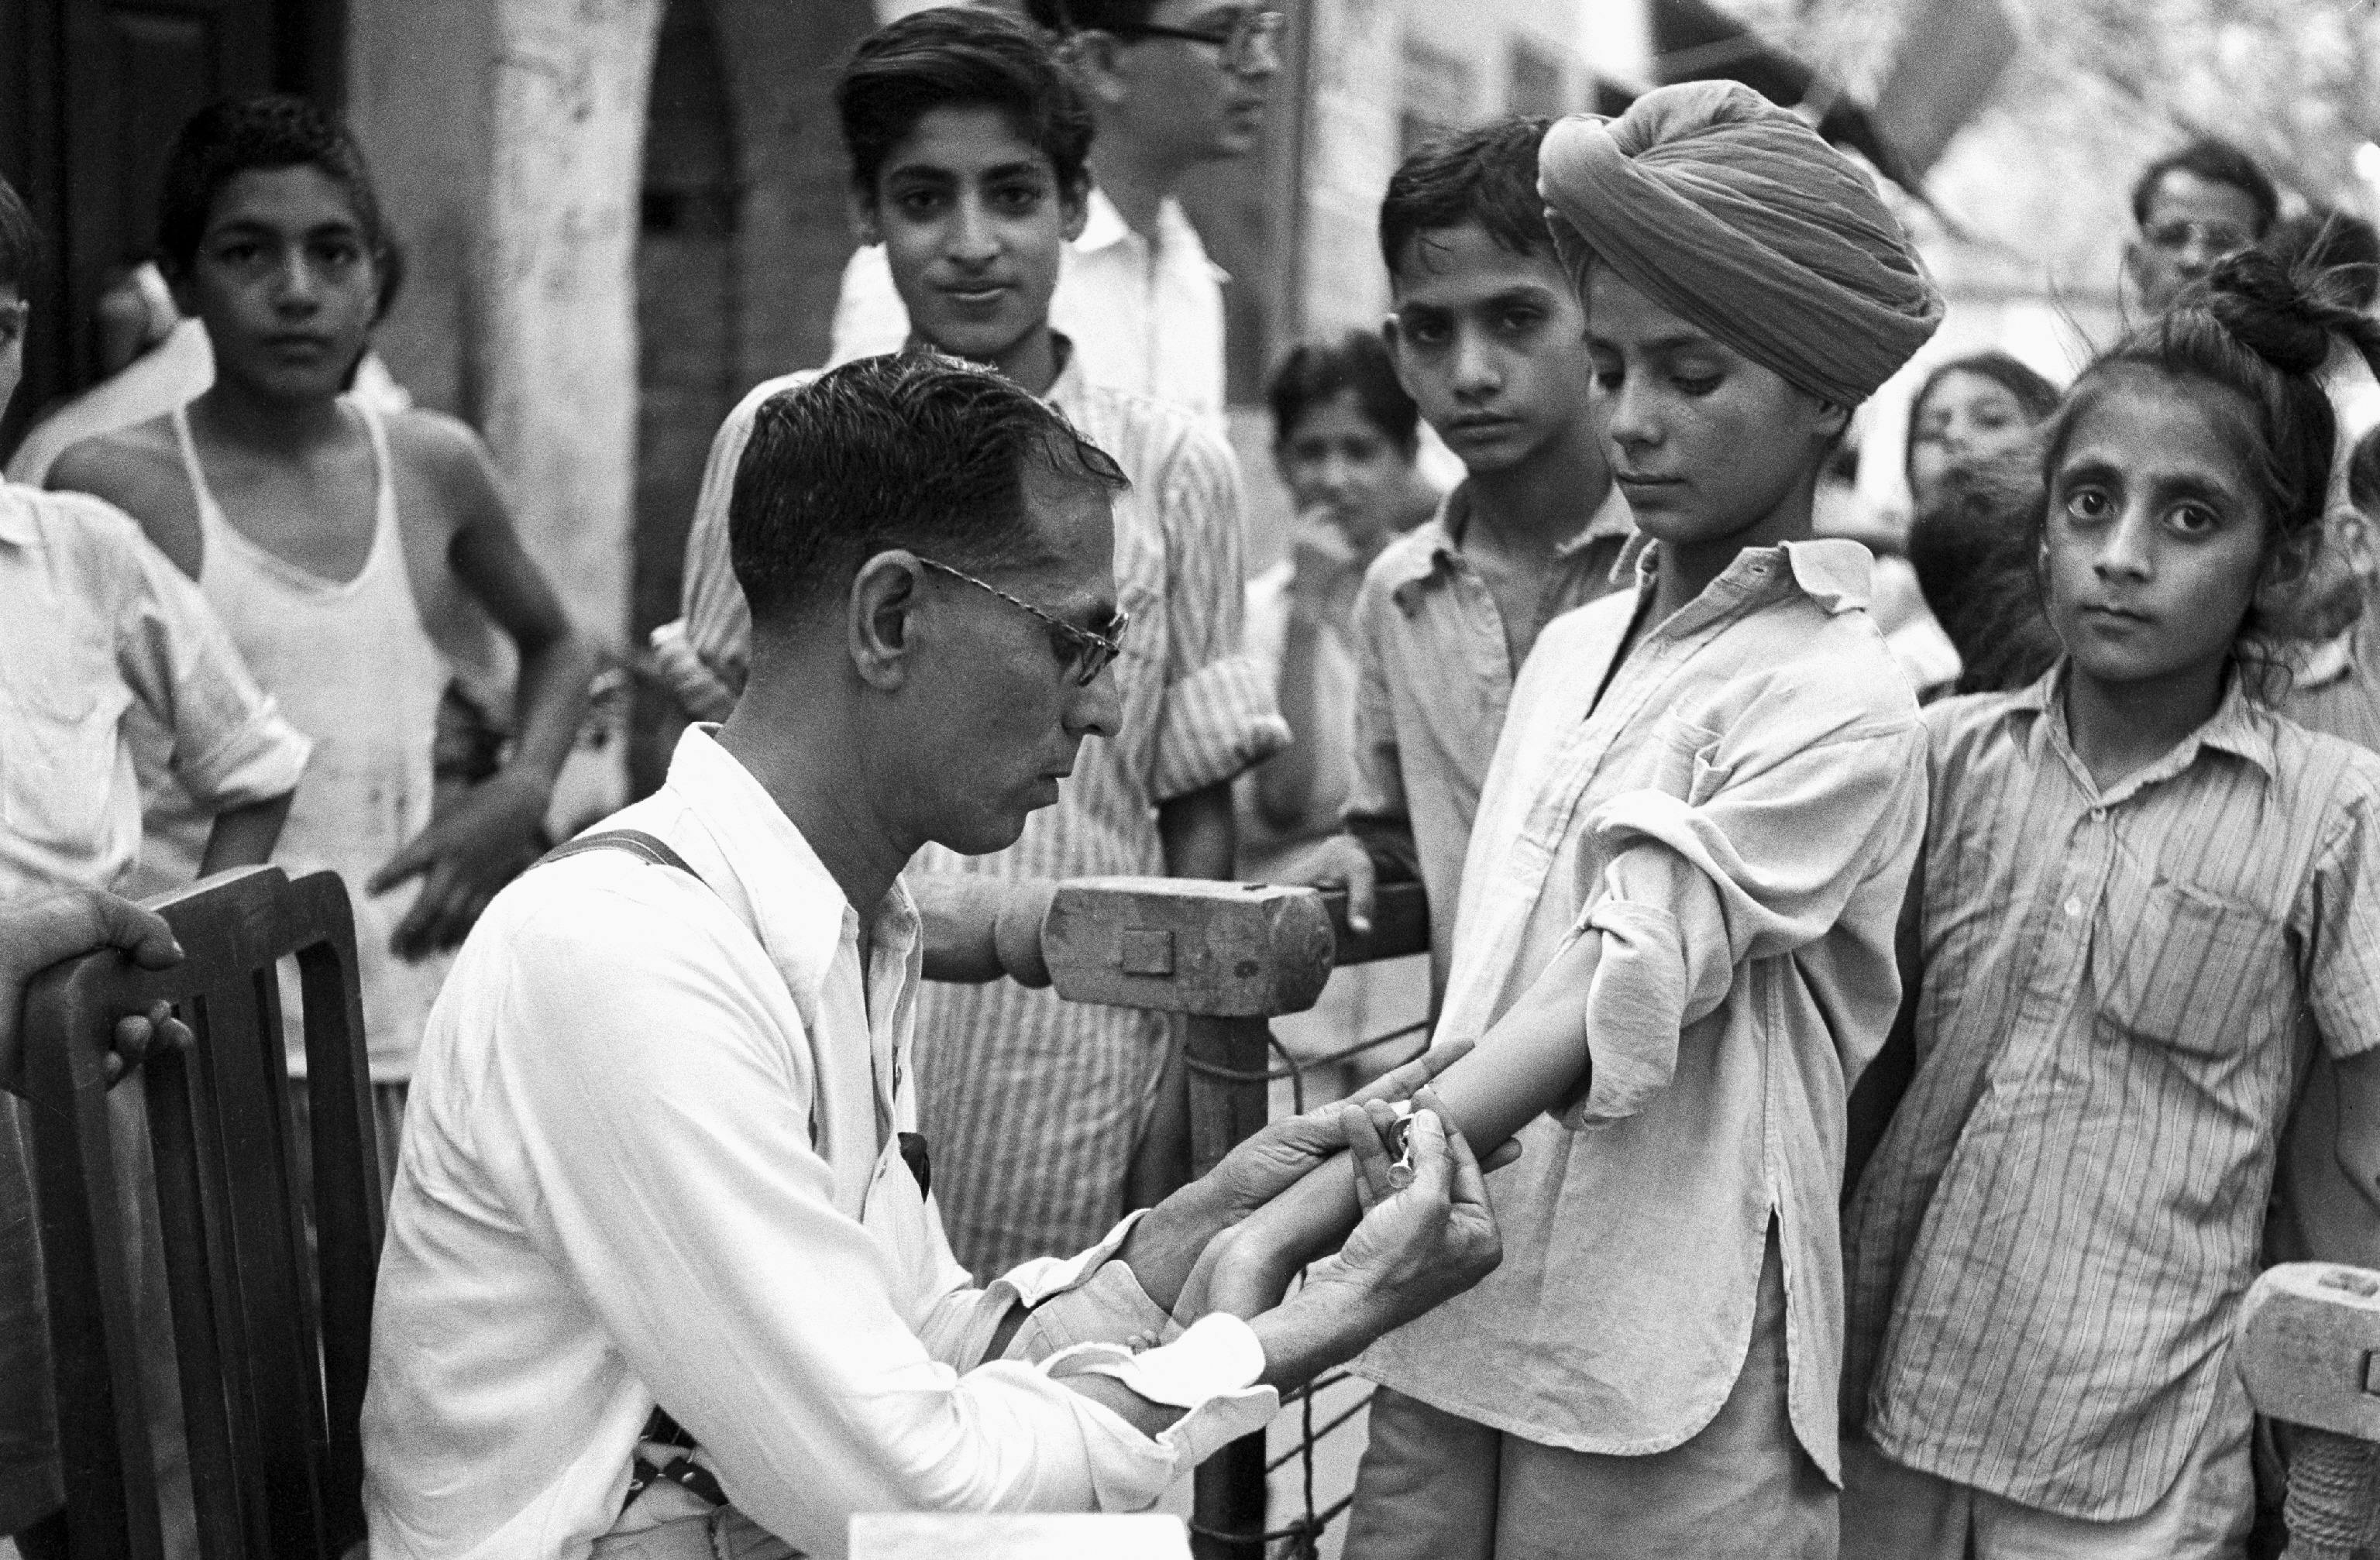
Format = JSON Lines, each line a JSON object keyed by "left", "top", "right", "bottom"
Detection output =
{"left": 48, "top": 97, "right": 596, "bottom": 1128}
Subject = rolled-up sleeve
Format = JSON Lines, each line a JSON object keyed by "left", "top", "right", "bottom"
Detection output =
{"left": 1570, "top": 710, "right": 1926, "bottom": 1125}
{"left": 680, "top": 377, "right": 810, "bottom": 696}
{"left": 116, "top": 525, "right": 309, "bottom": 810}
{"left": 497, "top": 898, "right": 1274, "bottom": 1555}
{"left": 2305, "top": 774, "right": 2380, "bottom": 1061}
{"left": 1340, "top": 572, "right": 1421, "bottom": 876}
{"left": 1145, "top": 427, "right": 1288, "bottom": 801}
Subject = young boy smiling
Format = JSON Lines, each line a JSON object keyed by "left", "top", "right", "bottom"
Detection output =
{"left": 1291, "top": 117, "right": 1629, "bottom": 996}
{"left": 668, "top": 7, "right": 1283, "bottom": 1278}
{"left": 1326, "top": 82, "right": 1944, "bottom": 1558}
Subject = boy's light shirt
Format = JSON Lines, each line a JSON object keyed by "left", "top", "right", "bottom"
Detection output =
{"left": 1342, "top": 481, "right": 1635, "bottom": 994}
{"left": 829, "top": 189, "right": 1227, "bottom": 430}
{"left": 0, "top": 482, "right": 309, "bottom": 898}
{"left": 1357, "top": 536, "right": 1926, "bottom": 1482}
{"left": 363, "top": 727, "right": 1275, "bottom": 1560}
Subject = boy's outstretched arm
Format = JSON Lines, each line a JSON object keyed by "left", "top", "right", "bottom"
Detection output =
{"left": 370, "top": 419, "right": 596, "bottom": 957}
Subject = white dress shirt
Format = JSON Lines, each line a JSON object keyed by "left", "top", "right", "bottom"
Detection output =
{"left": 363, "top": 727, "right": 1275, "bottom": 1560}
{"left": 829, "top": 189, "right": 1227, "bottom": 428}
{"left": 0, "top": 482, "right": 309, "bottom": 899}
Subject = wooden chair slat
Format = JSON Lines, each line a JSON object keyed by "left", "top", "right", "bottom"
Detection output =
{"left": 22, "top": 867, "right": 382, "bottom": 1560}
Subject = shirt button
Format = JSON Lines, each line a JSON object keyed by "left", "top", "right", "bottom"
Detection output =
{"left": 2064, "top": 897, "right": 2083, "bottom": 918}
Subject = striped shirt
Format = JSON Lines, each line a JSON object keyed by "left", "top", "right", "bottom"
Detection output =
{"left": 678, "top": 347, "right": 1286, "bottom": 1278}
{"left": 1845, "top": 667, "right": 2380, "bottom": 1520}
{"left": 1360, "top": 538, "right": 1925, "bottom": 1476}
{"left": 1343, "top": 481, "right": 1635, "bottom": 995}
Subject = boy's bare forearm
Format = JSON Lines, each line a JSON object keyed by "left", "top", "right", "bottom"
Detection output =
{"left": 506, "top": 630, "right": 597, "bottom": 789}
{"left": 198, "top": 792, "right": 292, "bottom": 876}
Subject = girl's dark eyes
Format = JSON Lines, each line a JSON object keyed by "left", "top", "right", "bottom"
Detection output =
{"left": 2168, "top": 503, "right": 2220, "bottom": 537}
{"left": 1674, "top": 375, "right": 1721, "bottom": 396}
{"left": 2063, "top": 486, "right": 2113, "bottom": 521}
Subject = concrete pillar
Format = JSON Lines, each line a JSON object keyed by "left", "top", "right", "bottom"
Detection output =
{"left": 1295, "top": 0, "right": 1405, "bottom": 338}
{"left": 479, "top": 0, "right": 665, "bottom": 649}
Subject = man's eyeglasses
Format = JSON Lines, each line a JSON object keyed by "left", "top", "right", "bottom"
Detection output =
{"left": 916, "top": 555, "right": 1130, "bottom": 687}
{"left": 2144, "top": 220, "right": 2252, "bottom": 256}
{"left": 1106, "top": 9, "right": 1284, "bottom": 73}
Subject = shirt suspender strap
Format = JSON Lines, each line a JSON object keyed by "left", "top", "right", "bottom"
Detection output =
{"left": 533, "top": 828, "right": 697, "bottom": 874}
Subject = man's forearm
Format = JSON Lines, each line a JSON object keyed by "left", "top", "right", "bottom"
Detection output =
{"left": 198, "top": 791, "right": 293, "bottom": 876}
{"left": 506, "top": 631, "right": 598, "bottom": 792}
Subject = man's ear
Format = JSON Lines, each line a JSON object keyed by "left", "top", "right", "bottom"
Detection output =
{"left": 1813, "top": 399, "right": 1852, "bottom": 445}
{"left": 1069, "top": 29, "right": 1132, "bottom": 105}
{"left": 848, "top": 184, "right": 882, "bottom": 249}
{"left": 849, "top": 551, "right": 923, "bottom": 690}
{"left": 2120, "top": 239, "right": 2155, "bottom": 304}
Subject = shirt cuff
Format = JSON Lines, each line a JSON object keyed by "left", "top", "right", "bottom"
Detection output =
{"left": 1045, "top": 1314, "right": 1279, "bottom": 1478}
{"left": 1003, "top": 1256, "right": 1181, "bottom": 1363}
{"left": 175, "top": 701, "right": 311, "bottom": 812}
{"left": 1148, "top": 654, "right": 1291, "bottom": 802}
{"left": 1560, "top": 901, "right": 1688, "bottom": 1129}
{"left": 648, "top": 620, "right": 739, "bottom": 723}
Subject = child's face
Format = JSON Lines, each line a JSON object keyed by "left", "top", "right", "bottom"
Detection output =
{"left": 0, "top": 284, "right": 23, "bottom": 423}
{"left": 2042, "top": 372, "right": 2272, "bottom": 689}
{"left": 867, "top": 105, "right": 1083, "bottom": 372}
{"left": 1384, "top": 223, "right": 1597, "bottom": 479}
{"left": 177, "top": 164, "right": 377, "bottom": 404}
{"left": 1908, "top": 369, "right": 2038, "bottom": 514}
{"left": 1584, "top": 266, "right": 1843, "bottom": 551}
{"left": 1274, "top": 388, "right": 1412, "bottom": 550}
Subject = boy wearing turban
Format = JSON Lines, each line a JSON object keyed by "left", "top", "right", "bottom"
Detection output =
{"left": 1339, "top": 81, "right": 1942, "bottom": 1558}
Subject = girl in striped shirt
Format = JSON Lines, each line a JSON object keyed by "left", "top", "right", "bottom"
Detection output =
{"left": 1842, "top": 254, "right": 2380, "bottom": 1558}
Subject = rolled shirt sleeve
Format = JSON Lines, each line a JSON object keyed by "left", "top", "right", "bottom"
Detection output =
{"left": 1570, "top": 712, "right": 1927, "bottom": 1126}
{"left": 1142, "top": 424, "right": 1288, "bottom": 802}
{"left": 2304, "top": 779, "right": 2380, "bottom": 1061}
{"left": 115, "top": 517, "right": 309, "bottom": 809}
{"left": 487, "top": 894, "right": 1274, "bottom": 1554}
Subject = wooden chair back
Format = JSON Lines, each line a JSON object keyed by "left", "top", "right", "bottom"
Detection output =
{"left": 19, "top": 867, "right": 383, "bottom": 1560}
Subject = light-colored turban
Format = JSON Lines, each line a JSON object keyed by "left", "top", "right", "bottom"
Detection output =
{"left": 1539, "top": 81, "right": 1943, "bottom": 407}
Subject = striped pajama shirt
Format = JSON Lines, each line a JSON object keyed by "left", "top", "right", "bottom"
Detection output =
{"left": 677, "top": 347, "right": 1285, "bottom": 1279}
{"left": 1845, "top": 666, "right": 2380, "bottom": 1524}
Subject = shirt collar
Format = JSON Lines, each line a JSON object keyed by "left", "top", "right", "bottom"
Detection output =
{"left": 1618, "top": 534, "right": 1875, "bottom": 618}
{"left": 1044, "top": 332, "right": 1087, "bottom": 413}
{"left": 1383, "top": 480, "right": 1635, "bottom": 605}
{"left": 2007, "top": 661, "right": 2278, "bottom": 789}
{"left": 661, "top": 725, "right": 921, "bottom": 1011}
{"left": 1076, "top": 187, "right": 1133, "bottom": 255}
{"left": 0, "top": 486, "right": 38, "bottom": 548}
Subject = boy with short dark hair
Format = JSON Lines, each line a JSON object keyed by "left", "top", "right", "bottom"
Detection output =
{"left": 2126, "top": 136, "right": 2277, "bottom": 314}
{"left": 0, "top": 168, "right": 311, "bottom": 1558}
{"left": 666, "top": 7, "right": 1284, "bottom": 1278}
{"left": 1291, "top": 115, "right": 1629, "bottom": 998}
{"left": 47, "top": 96, "right": 593, "bottom": 1146}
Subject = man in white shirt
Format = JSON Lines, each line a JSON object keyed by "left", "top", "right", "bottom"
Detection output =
{"left": 829, "top": 2, "right": 1283, "bottom": 426}
{"left": 362, "top": 352, "right": 1499, "bottom": 1560}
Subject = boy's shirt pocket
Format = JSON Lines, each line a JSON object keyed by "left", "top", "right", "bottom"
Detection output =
{"left": 2090, "top": 877, "right": 2290, "bottom": 1060}
{"left": 0, "top": 628, "right": 131, "bottom": 852}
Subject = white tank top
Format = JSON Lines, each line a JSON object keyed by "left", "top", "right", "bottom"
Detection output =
{"left": 149, "top": 400, "right": 452, "bottom": 1081}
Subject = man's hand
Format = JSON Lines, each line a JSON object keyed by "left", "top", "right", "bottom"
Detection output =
{"left": 1196, "top": 1039, "right": 1515, "bottom": 1224}
{"left": 1233, "top": 1096, "right": 1501, "bottom": 1384}
{"left": 0, "top": 887, "right": 192, "bottom": 1093}
{"left": 1283, "top": 834, "right": 1378, "bottom": 934}
{"left": 369, "top": 768, "right": 550, "bottom": 960}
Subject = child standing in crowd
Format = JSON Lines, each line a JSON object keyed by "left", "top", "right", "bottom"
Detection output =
{"left": 665, "top": 9, "right": 1282, "bottom": 1278}
{"left": 1843, "top": 254, "right": 2380, "bottom": 1558}
{"left": 1897, "top": 352, "right": 2064, "bottom": 696}
{"left": 46, "top": 98, "right": 592, "bottom": 1179}
{"left": 0, "top": 171, "right": 311, "bottom": 1560}
{"left": 1291, "top": 117, "right": 1628, "bottom": 998}
{"left": 1241, "top": 331, "right": 1436, "bottom": 1098}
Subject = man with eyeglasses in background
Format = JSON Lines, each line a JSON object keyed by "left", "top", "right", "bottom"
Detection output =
{"left": 2124, "top": 137, "right": 2277, "bottom": 315}
{"left": 829, "top": 0, "right": 1284, "bottom": 430}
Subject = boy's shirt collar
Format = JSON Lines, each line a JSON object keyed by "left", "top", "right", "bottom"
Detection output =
{"left": 1075, "top": 187, "right": 1229, "bottom": 283}
{"left": 1383, "top": 479, "right": 1634, "bottom": 604}
{"left": 0, "top": 484, "right": 38, "bottom": 548}
{"left": 2005, "top": 661, "right": 2279, "bottom": 795}
{"left": 1617, "top": 531, "right": 1875, "bottom": 625}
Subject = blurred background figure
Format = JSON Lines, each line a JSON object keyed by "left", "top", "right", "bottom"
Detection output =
{"left": 1240, "top": 330, "right": 1432, "bottom": 1101}
{"left": 2124, "top": 137, "right": 2276, "bottom": 316}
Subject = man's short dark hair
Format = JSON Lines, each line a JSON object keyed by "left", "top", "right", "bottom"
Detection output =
{"left": 1267, "top": 329, "right": 1419, "bottom": 454}
{"left": 1379, "top": 116, "right": 1554, "bottom": 282}
{"left": 0, "top": 172, "right": 36, "bottom": 294}
{"left": 2130, "top": 138, "right": 2279, "bottom": 239}
{"left": 157, "top": 96, "right": 392, "bottom": 283}
{"left": 1023, "top": 1, "right": 1161, "bottom": 32}
{"left": 731, "top": 355, "right": 1129, "bottom": 628}
{"left": 838, "top": 7, "right": 1095, "bottom": 199}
